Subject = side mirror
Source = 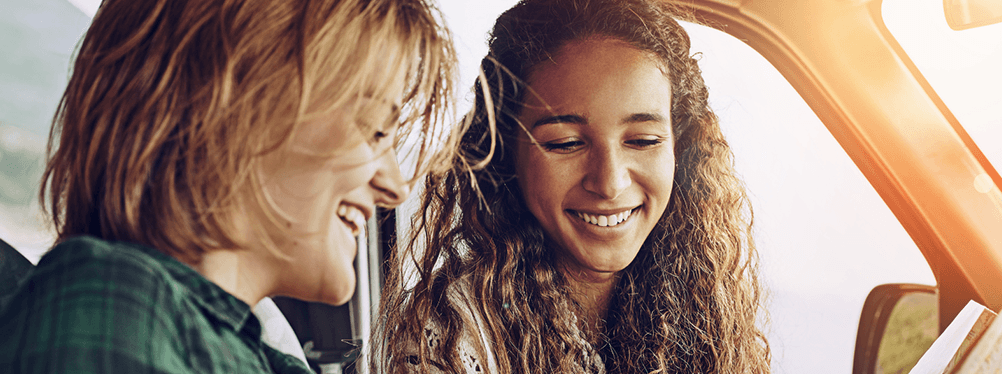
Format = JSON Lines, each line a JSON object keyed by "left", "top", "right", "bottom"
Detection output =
{"left": 853, "top": 283, "right": 939, "bottom": 374}
{"left": 944, "top": 0, "right": 1002, "bottom": 30}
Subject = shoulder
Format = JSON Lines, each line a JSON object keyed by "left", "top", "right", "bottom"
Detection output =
{"left": 34, "top": 235, "right": 170, "bottom": 272}
{"left": 402, "top": 278, "right": 495, "bottom": 374}
{"left": 14, "top": 235, "right": 181, "bottom": 302}
{"left": 42, "top": 235, "right": 170, "bottom": 274}
{"left": 19, "top": 236, "right": 182, "bottom": 310}
{"left": 0, "top": 236, "right": 192, "bottom": 373}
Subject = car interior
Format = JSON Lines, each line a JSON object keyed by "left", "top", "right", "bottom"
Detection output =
{"left": 1, "top": 0, "right": 1000, "bottom": 373}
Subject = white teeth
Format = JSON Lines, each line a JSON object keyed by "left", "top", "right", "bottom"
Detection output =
{"left": 337, "top": 204, "right": 366, "bottom": 236}
{"left": 575, "top": 209, "right": 633, "bottom": 227}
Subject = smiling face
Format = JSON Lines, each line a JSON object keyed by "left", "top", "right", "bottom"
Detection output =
{"left": 253, "top": 90, "right": 410, "bottom": 306}
{"left": 515, "top": 38, "right": 675, "bottom": 280}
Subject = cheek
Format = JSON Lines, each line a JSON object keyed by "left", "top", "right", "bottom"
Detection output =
{"left": 328, "top": 162, "right": 377, "bottom": 198}
{"left": 516, "top": 149, "right": 574, "bottom": 219}
{"left": 259, "top": 151, "right": 378, "bottom": 225}
{"left": 324, "top": 141, "right": 381, "bottom": 195}
{"left": 644, "top": 151, "right": 676, "bottom": 206}
{"left": 260, "top": 160, "right": 336, "bottom": 222}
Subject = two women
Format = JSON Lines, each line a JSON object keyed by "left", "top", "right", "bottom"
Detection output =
{"left": 0, "top": 0, "right": 456, "bottom": 372}
{"left": 375, "top": 0, "right": 770, "bottom": 372}
{"left": 0, "top": 0, "right": 769, "bottom": 371}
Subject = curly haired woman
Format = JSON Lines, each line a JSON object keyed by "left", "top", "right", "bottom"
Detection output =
{"left": 371, "top": 0, "right": 771, "bottom": 373}
{"left": 0, "top": 0, "right": 458, "bottom": 372}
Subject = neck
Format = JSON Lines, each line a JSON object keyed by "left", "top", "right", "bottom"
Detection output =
{"left": 184, "top": 249, "right": 273, "bottom": 307}
{"left": 561, "top": 265, "right": 619, "bottom": 341}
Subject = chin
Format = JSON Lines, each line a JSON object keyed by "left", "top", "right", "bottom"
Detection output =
{"left": 292, "top": 273, "right": 356, "bottom": 306}
{"left": 591, "top": 262, "right": 634, "bottom": 273}
{"left": 326, "top": 294, "right": 352, "bottom": 306}
{"left": 582, "top": 247, "right": 643, "bottom": 271}
{"left": 323, "top": 277, "right": 356, "bottom": 306}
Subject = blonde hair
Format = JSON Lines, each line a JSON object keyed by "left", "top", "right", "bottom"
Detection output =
{"left": 41, "top": 0, "right": 457, "bottom": 262}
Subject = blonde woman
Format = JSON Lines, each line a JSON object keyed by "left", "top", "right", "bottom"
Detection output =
{"left": 0, "top": 0, "right": 456, "bottom": 372}
{"left": 374, "top": 0, "right": 770, "bottom": 372}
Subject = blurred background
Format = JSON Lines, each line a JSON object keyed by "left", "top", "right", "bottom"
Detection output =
{"left": 0, "top": 0, "right": 89, "bottom": 259}
{"left": 2, "top": 0, "right": 998, "bottom": 372}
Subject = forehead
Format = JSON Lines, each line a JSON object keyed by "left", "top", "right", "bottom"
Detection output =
{"left": 521, "top": 38, "right": 672, "bottom": 117}
{"left": 532, "top": 38, "right": 666, "bottom": 83}
{"left": 315, "top": 59, "right": 409, "bottom": 113}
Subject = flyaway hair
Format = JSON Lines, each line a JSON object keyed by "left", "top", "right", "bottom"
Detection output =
{"left": 373, "top": 0, "right": 770, "bottom": 373}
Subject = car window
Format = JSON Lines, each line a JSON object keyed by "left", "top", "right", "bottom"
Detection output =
{"left": 0, "top": 0, "right": 90, "bottom": 263}
{"left": 679, "top": 22, "right": 937, "bottom": 373}
{"left": 882, "top": 0, "right": 1002, "bottom": 171}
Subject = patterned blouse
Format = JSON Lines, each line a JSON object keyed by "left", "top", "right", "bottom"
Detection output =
{"left": 400, "top": 280, "right": 606, "bottom": 374}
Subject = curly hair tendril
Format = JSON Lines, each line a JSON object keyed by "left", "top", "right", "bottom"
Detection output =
{"left": 372, "top": 0, "right": 770, "bottom": 372}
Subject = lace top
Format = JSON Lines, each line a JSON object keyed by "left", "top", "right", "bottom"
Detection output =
{"left": 403, "top": 281, "right": 606, "bottom": 374}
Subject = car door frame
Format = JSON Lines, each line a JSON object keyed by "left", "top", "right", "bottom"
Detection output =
{"left": 658, "top": 0, "right": 1002, "bottom": 329}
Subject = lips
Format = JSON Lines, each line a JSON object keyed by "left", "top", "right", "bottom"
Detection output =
{"left": 573, "top": 207, "right": 637, "bottom": 227}
{"left": 337, "top": 203, "right": 367, "bottom": 236}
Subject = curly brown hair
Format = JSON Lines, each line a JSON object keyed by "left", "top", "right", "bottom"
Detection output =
{"left": 373, "top": 0, "right": 770, "bottom": 372}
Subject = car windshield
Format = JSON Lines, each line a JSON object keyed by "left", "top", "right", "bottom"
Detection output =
{"left": 882, "top": 0, "right": 1002, "bottom": 172}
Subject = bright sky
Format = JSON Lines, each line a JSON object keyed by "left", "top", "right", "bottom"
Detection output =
{"left": 66, "top": 0, "right": 99, "bottom": 17}
{"left": 883, "top": 0, "right": 1002, "bottom": 169}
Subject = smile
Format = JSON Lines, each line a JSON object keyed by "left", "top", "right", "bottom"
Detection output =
{"left": 573, "top": 207, "right": 637, "bottom": 227}
{"left": 337, "top": 204, "right": 367, "bottom": 236}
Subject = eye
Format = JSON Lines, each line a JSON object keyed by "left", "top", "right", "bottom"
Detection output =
{"left": 542, "top": 139, "right": 585, "bottom": 153}
{"left": 625, "top": 136, "right": 667, "bottom": 149}
{"left": 367, "top": 120, "right": 398, "bottom": 146}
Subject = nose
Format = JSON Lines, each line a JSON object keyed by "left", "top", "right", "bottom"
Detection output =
{"left": 581, "top": 145, "right": 631, "bottom": 200}
{"left": 370, "top": 148, "right": 410, "bottom": 207}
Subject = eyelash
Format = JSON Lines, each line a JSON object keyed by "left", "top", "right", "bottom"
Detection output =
{"left": 365, "top": 120, "right": 397, "bottom": 145}
{"left": 626, "top": 138, "right": 664, "bottom": 148}
{"left": 541, "top": 137, "right": 666, "bottom": 152}
{"left": 543, "top": 140, "right": 585, "bottom": 152}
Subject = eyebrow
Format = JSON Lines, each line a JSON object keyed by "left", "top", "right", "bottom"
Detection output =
{"left": 359, "top": 93, "right": 403, "bottom": 129}
{"left": 624, "top": 113, "right": 667, "bottom": 124}
{"left": 530, "top": 112, "right": 667, "bottom": 128}
{"left": 531, "top": 114, "right": 587, "bottom": 128}
{"left": 361, "top": 92, "right": 402, "bottom": 114}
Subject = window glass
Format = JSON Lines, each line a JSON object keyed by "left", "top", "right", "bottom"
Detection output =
{"left": 0, "top": 0, "right": 90, "bottom": 263}
{"left": 679, "top": 22, "right": 937, "bottom": 373}
{"left": 882, "top": 0, "right": 1002, "bottom": 171}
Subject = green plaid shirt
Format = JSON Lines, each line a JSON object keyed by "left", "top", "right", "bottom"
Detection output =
{"left": 0, "top": 236, "right": 313, "bottom": 374}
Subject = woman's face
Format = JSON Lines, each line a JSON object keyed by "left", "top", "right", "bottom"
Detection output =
{"left": 515, "top": 38, "right": 675, "bottom": 280}
{"left": 254, "top": 90, "right": 409, "bottom": 306}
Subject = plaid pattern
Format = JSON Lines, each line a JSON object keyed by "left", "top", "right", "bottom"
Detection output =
{"left": 0, "top": 236, "right": 313, "bottom": 374}
{"left": 0, "top": 238, "right": 33, "bottom": 309}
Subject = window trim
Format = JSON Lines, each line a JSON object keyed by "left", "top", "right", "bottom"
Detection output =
{"left": 660, "top": 0, "right": 1002, "bottom": 327}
